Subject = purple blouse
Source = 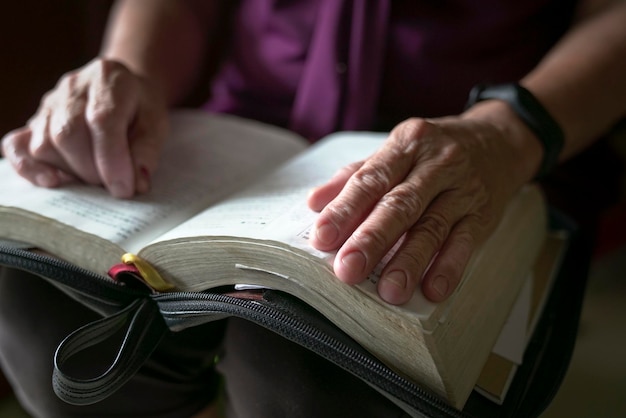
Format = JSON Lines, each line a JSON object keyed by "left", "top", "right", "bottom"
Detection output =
{"left": 204, "top": 0, "right": 577, "bottom": 141}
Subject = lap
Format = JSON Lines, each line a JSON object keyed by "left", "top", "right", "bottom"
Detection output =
{"left": 0, "top": 267, "right": 406, "bottom": 418}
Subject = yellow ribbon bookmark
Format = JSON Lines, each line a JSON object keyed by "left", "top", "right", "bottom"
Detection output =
{"left": 121, "top": 253, "right": 176, "bottom": 292}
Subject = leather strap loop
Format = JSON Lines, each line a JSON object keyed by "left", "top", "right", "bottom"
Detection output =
{"left": 52, "top": 298, "right": 167, "bottom": 405}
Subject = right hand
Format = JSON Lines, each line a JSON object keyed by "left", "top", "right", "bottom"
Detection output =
{"left": 307, "top": 102, "right": 543, "bottom": 305}
{"left": 1, "top": 58, "right": 168, "bottom": 198}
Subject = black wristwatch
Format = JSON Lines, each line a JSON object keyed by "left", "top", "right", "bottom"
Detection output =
{"left": 465, "top": 83, "right": 564, "bottom": 179}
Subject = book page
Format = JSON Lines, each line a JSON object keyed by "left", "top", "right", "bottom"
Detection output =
{"left": 0, "top": 111, "right": 306, "bottom": 253}
{"left": 154, "top": 131, "right": 438, "bottom": 317}
{"left": 490, "top": 274, "right": 532, "bottom": 364}
{"left": 153, "top": 131, "right": 382, "bottom": 243}
{"left": 475, "top": 231, "right": 568, "bottom": 404}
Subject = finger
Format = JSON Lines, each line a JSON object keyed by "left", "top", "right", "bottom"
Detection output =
{"left": 330, "top": 133, "right": 464, "bottom": 285}
{"left": 2, "top": 127, "right": 75, "bottom": 188}
{"left": 127, "top": 101, "right": 168, "bottom": 194}
{"left": 27, "top": 107, "right": 72, "bottom": 173}
{"left": 310, "top": 138, "right": 417, "bottom": 252}
{"left": 48, "top": 76, "right": 100, "bottom": 184}
{"left": 420, "top": 217, "right": 482, "bottom": 303}
{"left": 331, "top": 176, "right": 435, "bottom": 285}
{"left": 375, "top": 191, "right": 473, "bottom": 304}
{"left": 307, "top": 161, "right": 364, "bottom": 212}
{"left": 85, "top": 61, "right": 139, "bottom": 198}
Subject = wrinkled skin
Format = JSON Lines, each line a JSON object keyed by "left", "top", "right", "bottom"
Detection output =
{"left": 308, "top": 114, "right": 532, "bottom": 305}
{"left": 1, "top": 58, "right": 168, "bottom": 199}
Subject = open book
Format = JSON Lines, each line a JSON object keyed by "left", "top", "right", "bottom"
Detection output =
{"left": 0, "top": 110, "right": 548, "bottom": 409}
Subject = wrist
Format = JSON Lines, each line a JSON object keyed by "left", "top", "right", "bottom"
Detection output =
{"left": 462, "top": 99, "right": 545, "bottom": 186}
{"left": 465, "top": 83, "right": 565, "bottom": 180}
{"left": 100, "top": 0, "right": 211, "bottom": 106}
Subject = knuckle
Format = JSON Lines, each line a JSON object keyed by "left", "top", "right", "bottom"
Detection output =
{"left": 416, "top": 212, "right": 451, "bottom": 246}
{"left": 11, "top": 155, "right": 31, "bottom": 177}
{"left": 324, "top": 199, "right": 359, "bottom": 225}
{"left": 396, "top": 118, "right": 431, "bottom": 140}
{"left": 396, "top": 118, "right": 471, "bottom": 168}
{"left": 57, "top": 69, "right": 79, "bottom": 90}
{"left": 50, "top": 121, "right": 76, "bottom": 148}
{"left": 86, "top": 104, "right": 117, "bottom": 132}
{"left": 394, "top": 118, "right": 435, "bottom": 150}
{"left": 438, "top": 141, "right": 464, "bottom": 165}
{"left": 39, "top": 90, "right": 56, "bottom": 109}
{"left": 350, "top": 164, "right": 392, "bottom": 199}
{"left": 28, "top": 140, "right": 48, "bottom": 159}
{"left": 393, "top": 244, "right": 430, "bottom": 277}
{"left": 353, "top": 226, "right": 391, "bottom": 254}
{"left": 379, "top": 185, "right": 424, "bottom": 227}
{"left": 52, "top": 106, "right": 86, "bottom": 146}
{"left": 452, "top": 228, "right": 476, "bottom": 253}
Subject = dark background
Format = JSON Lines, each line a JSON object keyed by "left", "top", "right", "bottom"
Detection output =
{"left": 0, "top": 0, "right": 112, "bottom": 398}
{"left": 0, "top": 1, "right": 113, "bottom": 137}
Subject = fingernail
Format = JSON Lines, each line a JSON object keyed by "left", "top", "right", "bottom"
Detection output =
{"left": 432, "top": 275, "right": 449, "bottom": 298}
{"left": 109, "top": 180, "right": 130, "bottom": 198}
{"left": 136, "top": 166, "right": 151, "bottom": 194}
{"left": 35, "top": 173, "right": 56, "bottom": 188}
{"left": 378, "top": 270, "right": 408, "bottom": 304}
{"left": 340, "top": 251, "right": 366, "bottom": 275}
{"left": 315, "top": 222, "right": 338, "bottom": 246}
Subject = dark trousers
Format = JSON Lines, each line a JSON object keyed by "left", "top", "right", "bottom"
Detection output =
{"left": 0, "top": 267, "right": 406, "bottom": 418}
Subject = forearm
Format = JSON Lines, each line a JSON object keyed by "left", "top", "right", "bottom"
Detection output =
{"left": 101, "top": 0, "right": 227, "bottom": 105}
{"left": 521, "top": 0, "right": 626, "bottom": 159}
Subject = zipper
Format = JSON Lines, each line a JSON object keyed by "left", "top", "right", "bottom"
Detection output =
{"left": 156, "top": 291, "right": 470, "bottom": 418}
{"left": 0, "top": 245, "right": 147, "bottom": 303}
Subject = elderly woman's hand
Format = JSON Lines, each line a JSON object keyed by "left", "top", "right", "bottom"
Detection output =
{"left": 1, "top": 58, "right": 168, "bottom": 198}
{"left": 308, "top": 101, "right": 544, "bottom": 305}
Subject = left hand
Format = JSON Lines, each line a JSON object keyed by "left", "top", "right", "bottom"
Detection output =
{"left": 308, "top": 103, "right": 542, "bottom": 305}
